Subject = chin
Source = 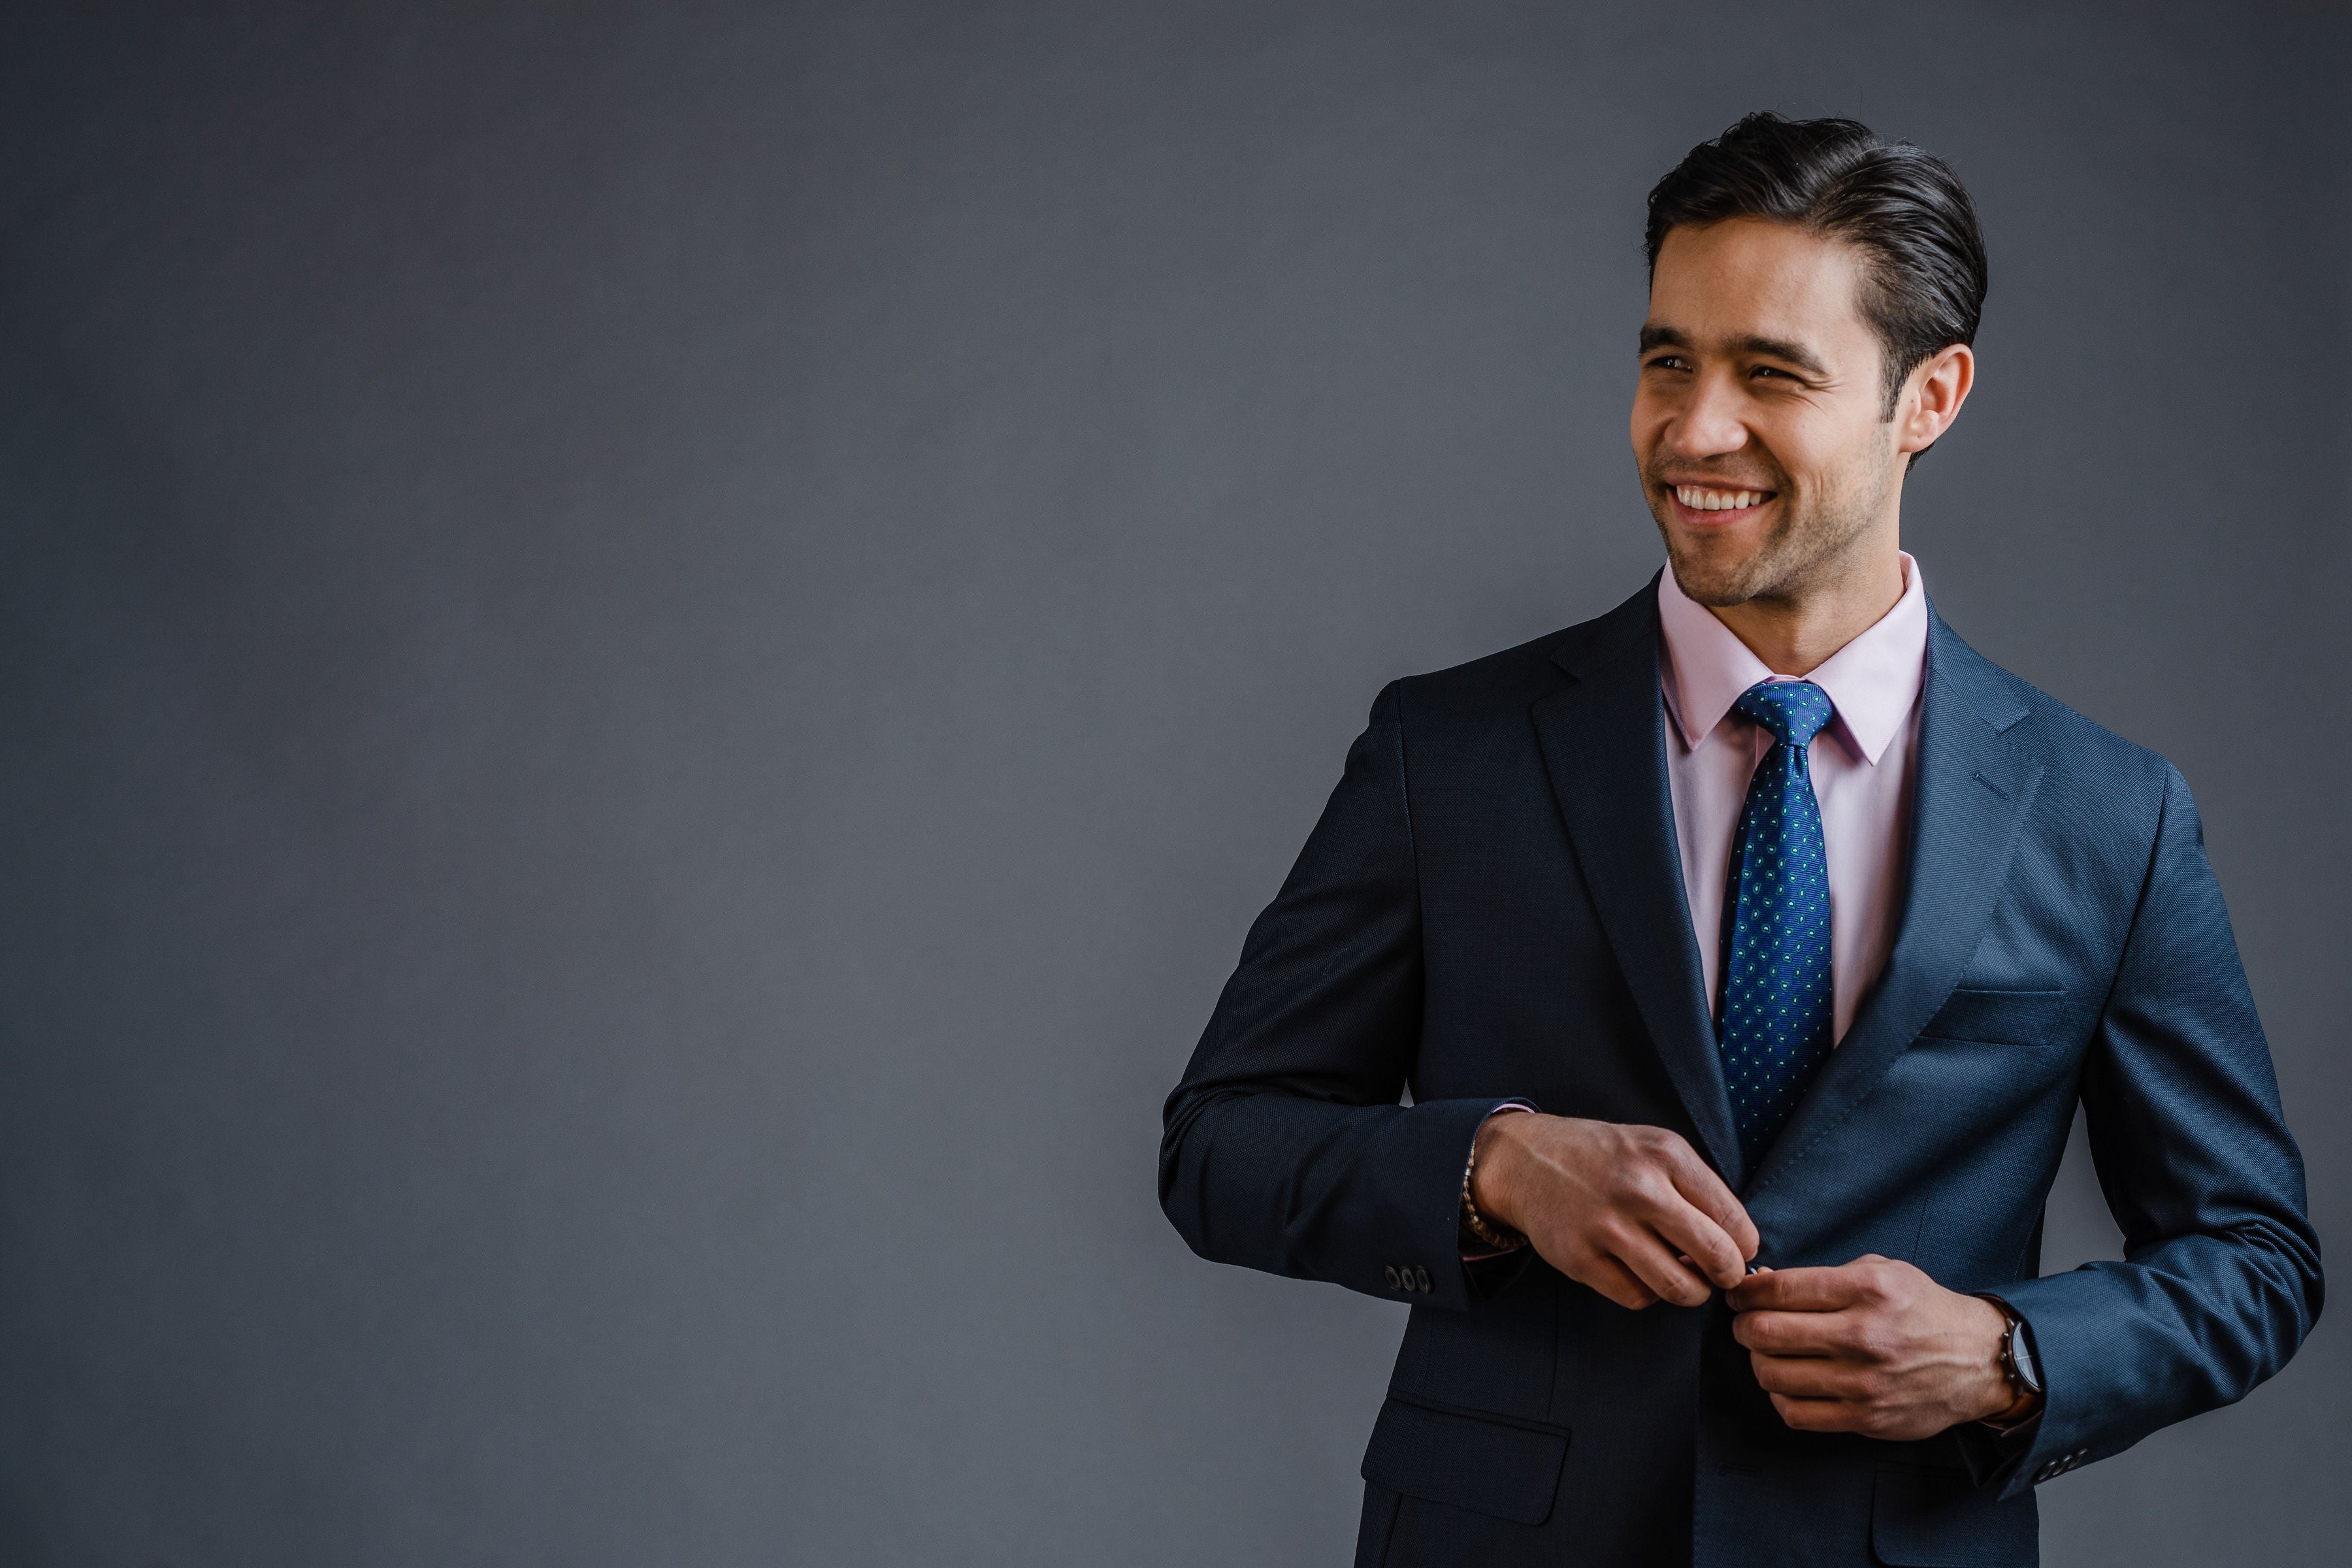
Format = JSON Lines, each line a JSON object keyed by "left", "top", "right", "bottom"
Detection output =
{"left": 1662, "top": 532, "right": 1772, "bottom": 609}
{"left": 1669, "top": 565, "right": 1756, "bottom": 609}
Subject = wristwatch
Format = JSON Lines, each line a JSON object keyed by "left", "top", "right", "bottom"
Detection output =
{"left": 1982, "top": 1296, "right": 2043, "bottom": 1404}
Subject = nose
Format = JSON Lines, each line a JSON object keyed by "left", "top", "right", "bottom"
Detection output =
{"left": 1665, "top": 368, "right": 1750, "bottom": 461}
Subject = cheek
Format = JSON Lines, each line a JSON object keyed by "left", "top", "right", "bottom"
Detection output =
{"left": 1754, "top": 419, "right": 1844, "bottom": 495}
{"left": 1788, "top": 407, "right": 1899, "bottom": 490}
{"left": 1629, "top": 392, "right": 1672, "bottom": 456}
{"left": 1819, "top": 429, "right": 1900, "bottom": 498}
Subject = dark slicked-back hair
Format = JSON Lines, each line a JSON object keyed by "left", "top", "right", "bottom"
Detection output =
{"left": 1646, "top": 113, "right": 1987, "bottom": 421}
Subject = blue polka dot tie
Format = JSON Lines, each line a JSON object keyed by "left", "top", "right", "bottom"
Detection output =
{"left": 1718, "top": 680, "right": 1837, "bottom": 1171}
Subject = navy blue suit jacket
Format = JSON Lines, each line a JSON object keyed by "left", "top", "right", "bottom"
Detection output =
{"left": 1160, "top": 581, "right": 2320, "bottom": 1567}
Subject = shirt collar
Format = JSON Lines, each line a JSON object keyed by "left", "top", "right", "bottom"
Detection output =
{"left": 1656, "top": 552, "right": 1929, "bottom": 766}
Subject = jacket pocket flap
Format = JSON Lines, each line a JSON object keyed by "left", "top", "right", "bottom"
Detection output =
{"left": 1359, "top": 1396, "right": 1569, "bottom": 1527}
{"left": 1918, "top": 988, "right": 2065, "bottom": 1047}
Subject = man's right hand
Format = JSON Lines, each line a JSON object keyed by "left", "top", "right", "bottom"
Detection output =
{"left": 1471, "top": 1113, "right": 1757, "bottom": 1309}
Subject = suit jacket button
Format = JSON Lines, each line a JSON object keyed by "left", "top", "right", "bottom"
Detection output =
{"left": 1414, "top": 1265, "right": 1433, "bottom": 1292}
{"left": 1383, "top": 1266, "right": 1401, "bottom": 1290}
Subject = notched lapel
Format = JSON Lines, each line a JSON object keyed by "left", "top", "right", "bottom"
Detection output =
{"left": 1531, "top": 591, "right": 1742, "bottom": 1184}
{"left": 1748, "top": 615, "right": 2044, "bottom": 1194}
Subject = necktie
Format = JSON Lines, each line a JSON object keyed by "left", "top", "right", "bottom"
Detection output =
{"left": 1717, "top": 679, "right": 1837, "bottom": 1171}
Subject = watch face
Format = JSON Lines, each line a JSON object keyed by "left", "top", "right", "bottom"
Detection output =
{"left": 2010, "top": 1322, "right": 2042, "bottom": 1394}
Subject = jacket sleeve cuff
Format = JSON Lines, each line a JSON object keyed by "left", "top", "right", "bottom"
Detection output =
{"left": 1452, "top": 1100, "right": 1541, "bottom": 1303}
{"left": 1966, "top": 1274, "right": 2114, "bottom": 1499}
{"left": 1360, "top": 1098, "right": 1542, "bottom": 1313}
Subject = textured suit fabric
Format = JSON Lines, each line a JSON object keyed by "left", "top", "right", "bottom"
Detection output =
{"left": 1158, "top": 579, "right": 2321, "bottom": 1568}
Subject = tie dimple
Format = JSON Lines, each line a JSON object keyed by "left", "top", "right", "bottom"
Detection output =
{"left": 1717, "top": 679, "right": 1837, "bottom": 1171}
{"left": 1735, "top": 679, "right": 1835, "bottom": 753}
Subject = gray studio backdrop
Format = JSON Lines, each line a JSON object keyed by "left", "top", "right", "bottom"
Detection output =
{"left": 3, "top": 3, "right": 2345, "bottom": 1565}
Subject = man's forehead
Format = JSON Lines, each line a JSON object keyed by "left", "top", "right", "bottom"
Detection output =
{"left": 1644, "top": 219, "right": 1875, "bottom": 355}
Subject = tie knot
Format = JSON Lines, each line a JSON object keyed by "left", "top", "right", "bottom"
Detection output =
{"left": 1736, "top": 680, "right": 1834, "bottom": 749}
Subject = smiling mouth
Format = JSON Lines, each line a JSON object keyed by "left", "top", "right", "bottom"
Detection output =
{"left": 1669, "top": 482, "right": 1775, "bottom": 518}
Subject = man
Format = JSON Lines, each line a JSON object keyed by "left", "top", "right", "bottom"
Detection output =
{"left": 1158, "top": 114, "right": 2321, "bottom": 1567}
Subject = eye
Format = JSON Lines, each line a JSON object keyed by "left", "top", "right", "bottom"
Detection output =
{"left": 1643, "top": 354, "right": 1692, "bottom": 372}
{"left": 1750, "top": 365, "right": 1795, "bottom": 380}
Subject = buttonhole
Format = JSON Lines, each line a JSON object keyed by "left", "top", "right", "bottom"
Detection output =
{"left": 1971, "top": 769, "right": 2011, "bottom": 800}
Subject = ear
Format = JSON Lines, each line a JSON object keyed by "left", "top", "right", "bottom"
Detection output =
{"left": 1896, "top": 343, "right": 1974, "bottom": 456}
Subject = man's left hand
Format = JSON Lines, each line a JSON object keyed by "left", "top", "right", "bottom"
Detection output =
{"left": 1728, "top": 1255, "right": 2030, "bottom": 1440}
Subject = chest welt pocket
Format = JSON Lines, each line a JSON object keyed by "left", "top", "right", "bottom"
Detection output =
{"left": 1359, "top": 1394, "right": 1569, "bottom": 1526}
{"left": 1917, "top": 987, "right": 2066, "bottom": 1047}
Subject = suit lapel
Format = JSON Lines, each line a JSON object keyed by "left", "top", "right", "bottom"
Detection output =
{"left": 1531, "top": 583, "right": 1744, "bottom": 1184}
{"left": 1746, "top": 610, "right": 2044, "bottom": 1194}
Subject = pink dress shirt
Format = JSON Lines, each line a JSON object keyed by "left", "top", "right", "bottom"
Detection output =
{"left": 1657, "top": 554, "right": 1929, "bottom": 1045}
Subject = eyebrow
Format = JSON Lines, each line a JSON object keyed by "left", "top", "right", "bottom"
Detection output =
{"left": 1637, "top": 325, "right": 1829, "bottom": 379}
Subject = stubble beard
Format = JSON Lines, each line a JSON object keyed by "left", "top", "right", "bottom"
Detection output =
{"left": 1645, "top": 434, "right": 1902, "bottom": 610}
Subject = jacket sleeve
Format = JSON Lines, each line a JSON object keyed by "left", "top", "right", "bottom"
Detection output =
{"left": 1989, "top": 761, "right": 2323, "bottom": 1496}
{"left": 1158, "top": 681, "right": 1522, "bottom": 1313}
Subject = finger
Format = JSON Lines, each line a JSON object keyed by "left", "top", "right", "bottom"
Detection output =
{"left": 1637, "top": 1188, "right": 1748, "bottom": 1291}
{"left": 1727, "top": 1264, "right": 1867, "bottom": 1313}
{"left": 1731, "top": 1308, "right": 1852, "bottom": 1357}
{"left": 1607, "top": 1226, "right": 1717, "bottom": 1308}
{"left": 1658, "top": 1138, "right": 1761, "bottom": 1265}
{"left": 1768, "top": 1393, "right": 1858, "bottom": 1433}
{"left": 1579, "top": 1252, "right": 1661, "bottom": 1312}
{"left": 1748, "top": 1352, "right": 1870, "bottom": 1400}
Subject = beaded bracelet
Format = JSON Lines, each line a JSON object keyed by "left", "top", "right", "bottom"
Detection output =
{"left": 1460, "top": 1122, "right": 1528, "bottom": 1252}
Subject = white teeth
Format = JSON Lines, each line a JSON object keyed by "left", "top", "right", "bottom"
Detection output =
{"left": 1674, "top": 485, "right": 1766, "bottom": 512}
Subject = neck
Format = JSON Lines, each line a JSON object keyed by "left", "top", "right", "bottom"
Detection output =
{"left": 1708, "top": 541, "right": 1907, "bottom": 677}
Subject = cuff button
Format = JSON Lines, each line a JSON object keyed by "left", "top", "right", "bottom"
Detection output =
{"left": 1382, "top": 1266, "right": 1401, "bottom": 1290}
